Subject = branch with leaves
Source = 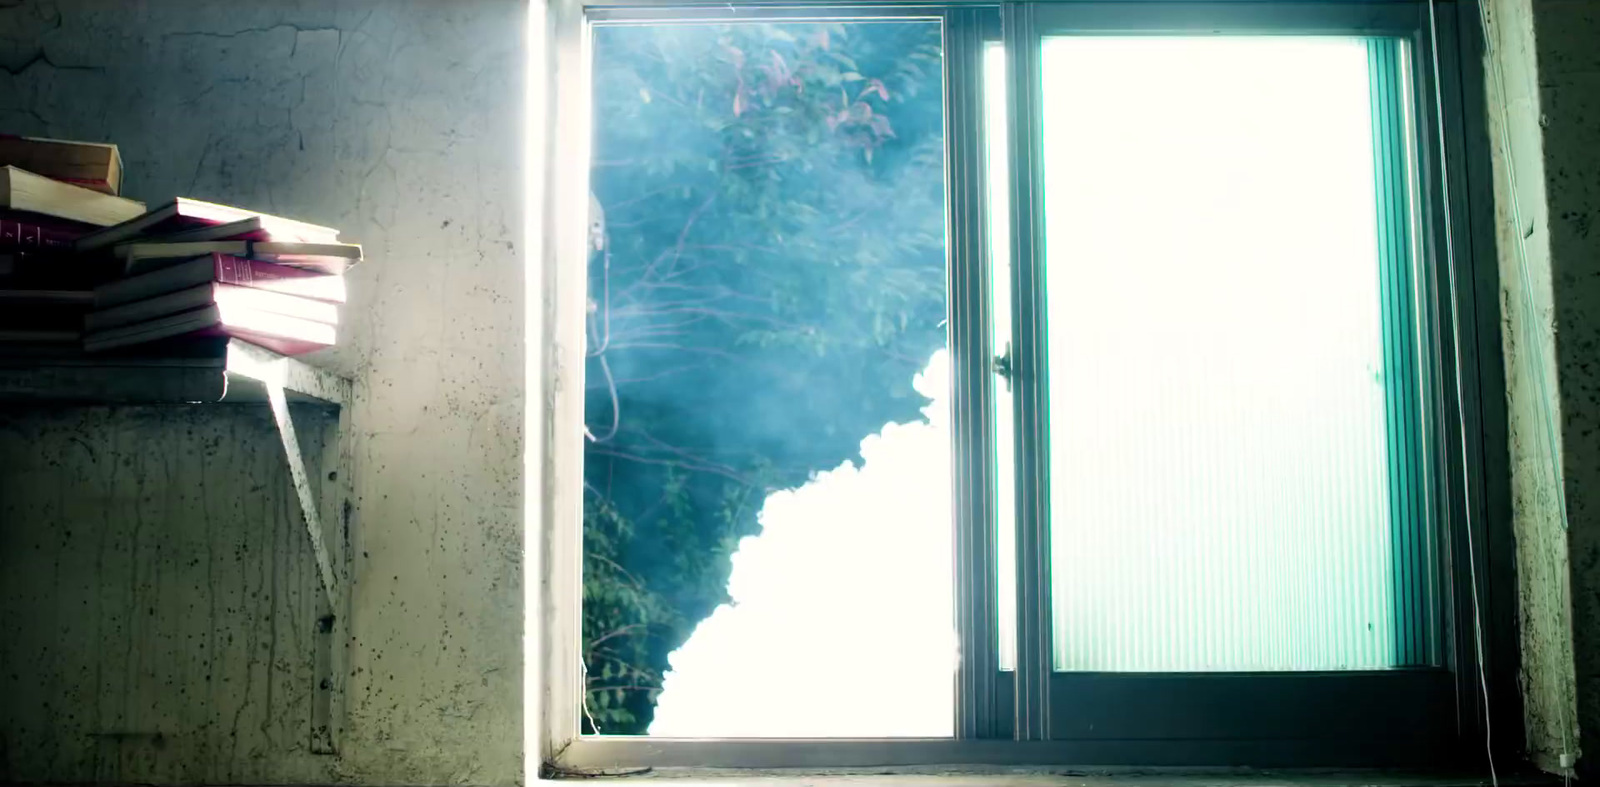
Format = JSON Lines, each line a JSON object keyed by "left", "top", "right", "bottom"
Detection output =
{"left": 581, "top": 19, "right": 947, "bottom": 734}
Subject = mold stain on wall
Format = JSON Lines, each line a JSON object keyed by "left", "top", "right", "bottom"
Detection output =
{"left": 0, "top": 1, "right": 527, "bottom": 784}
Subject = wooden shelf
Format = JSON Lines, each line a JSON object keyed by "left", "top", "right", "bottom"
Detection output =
{"left": 0, "top": 338, "right": 350, "bottom": 406}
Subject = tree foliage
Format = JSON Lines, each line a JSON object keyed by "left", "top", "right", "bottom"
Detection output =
{"left": 583, "top": 20, "right": 947, "bottom": 733}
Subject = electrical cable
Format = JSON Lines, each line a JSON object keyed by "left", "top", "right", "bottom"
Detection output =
{"left": 589, "top": 248, "right": 613, "bottom": 358}
{"left": 585, "top": 237, "right": 621, "bottom": 444}
{"left": 1424, "top": 2, "right": 1498, "bottom": 784}
{"left": 586, "top": 354, "right": 622, "bottom": 444}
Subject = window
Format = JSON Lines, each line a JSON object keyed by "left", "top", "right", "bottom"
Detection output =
{"left": 581, "top": 17, "right": 956, "bottom": 739}
{"left": 1040, "top": 36, "right": 1432, "bottom": 673}
{"left": 543, "top": 0, "right": 1508, "bottom": 771}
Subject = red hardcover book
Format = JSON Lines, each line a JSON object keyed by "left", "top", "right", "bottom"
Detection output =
{"left": 212, "top": 254, "right": 346, "bottom": 302}
{"left": 0, "top": 211, "right": 97, "bottom": 251}
{"left": 209, "top": 328, "right": 329, "bottom": 356}
{"left": 96, "top": 253, "right": 346, "bottom": 308}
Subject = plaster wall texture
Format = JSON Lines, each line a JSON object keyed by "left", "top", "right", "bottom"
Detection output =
{"left": 6, "top": 0, "right": 1600, "bottom": 782}
{"left": 1525, "top": 0, "right": 1600, "bottom": 776}
{"left": 0, "top": 1, "right": 528, "bottom": 783}
{"left": 1482, "top": 0, "right": 1579, "bottom": 773}
{"left": 1480, "top": 0, "right": 1600, "bottom": 773}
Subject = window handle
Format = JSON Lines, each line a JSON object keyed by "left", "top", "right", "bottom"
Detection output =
{"left": 993, "top": 341, "right": 1014, "bottom": 392}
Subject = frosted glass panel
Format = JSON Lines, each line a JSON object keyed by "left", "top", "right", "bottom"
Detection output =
{"left": 1042, "top": 37, "right": 1424, "bottom": 672}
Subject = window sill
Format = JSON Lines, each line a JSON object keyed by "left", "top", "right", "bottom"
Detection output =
{"left": 541, "top": 764, "right": 1542, "bottom": 786}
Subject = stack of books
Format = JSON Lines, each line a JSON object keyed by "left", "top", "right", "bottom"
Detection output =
{"left": 79, "top": 199, "right": 358, "bottom": 355}
{"left": 0, "top": 135, "right": 360, "bottom": 358}
{"left": 1, "top": 136, "right": 144, "bottom": 348}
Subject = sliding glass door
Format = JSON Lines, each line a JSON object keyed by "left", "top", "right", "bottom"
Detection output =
{"left": 567, "top": 0, "right": 1496, "bottom": 768}
{"left": 1043, "top": 35, "right": 1429, "bottom": 674}
{"left": 990, "top": 2, "right": 1469, "bottom": 757}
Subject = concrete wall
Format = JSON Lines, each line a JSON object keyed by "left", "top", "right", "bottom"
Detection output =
{"left": 1, "top": 0, "right": 1597, "bottom": 781}
{"left": 1484, "top": 0, "right": 1600, "bottom": 775}
{"left": 1527, "top": 0, "right": 1600, "bottom": 776}
{"left": 1482, "top": 0, "right": 1579, "bottom": 773}
{"left": 0, "top": 1, "right": 527, "bottom": 783}
{"left": 0, "top": 406, "right": 336, "bottom": 784}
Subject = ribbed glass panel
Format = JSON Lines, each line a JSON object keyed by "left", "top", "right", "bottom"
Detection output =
{"left": 1369, "top": 38, "right": 1436, "bottom": 669}
{"left": 1039, "top": 37, "right": 1431, "bottom": 673}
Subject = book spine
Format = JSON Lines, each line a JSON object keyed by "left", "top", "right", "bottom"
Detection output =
{"left": 0, "top": 217, "right": 87, "bottom": 251}
{"left": 214, "top": 253, "right": 251, "bottom": 286}
{"left": 209, "top": 253, "right": 345, "bottom": 303}
{"left": 224, "top": 329, "right": 331, "bottom": 356}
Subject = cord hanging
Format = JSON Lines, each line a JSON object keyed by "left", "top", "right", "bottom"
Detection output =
{"left": 1424, "top": 2, "right": 1499, "bottom": 783}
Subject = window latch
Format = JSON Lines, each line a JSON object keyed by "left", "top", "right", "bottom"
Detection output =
{"left": 993, "top": 341, "right": 1014, "bottom": 392}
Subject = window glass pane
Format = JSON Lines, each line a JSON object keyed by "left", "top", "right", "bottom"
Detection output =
{"left": 585, "top": 20, "right": 955, "bottom": 736}
{"left": 984, "top": 41, "right": 1017, "bottom": 674}
{"left": 1040, "top": 37, "right": 1430, "bottom": 672}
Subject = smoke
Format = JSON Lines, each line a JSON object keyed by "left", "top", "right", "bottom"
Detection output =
{"left": 648, "top": 350, "right": 956, "bottom": 737}
{"left": 582, "top": 21, "right": 952, "bottom": 733}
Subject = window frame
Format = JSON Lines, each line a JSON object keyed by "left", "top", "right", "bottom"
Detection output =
{"left": 535, "top": 0, "right": 1516, "bottom": 772}
{"left": 999, "top": 0, "right": 1478, "bottom": 757}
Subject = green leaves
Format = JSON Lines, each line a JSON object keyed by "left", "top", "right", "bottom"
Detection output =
{"left": 584, "top": 19, "right": 948, "bottom": 735}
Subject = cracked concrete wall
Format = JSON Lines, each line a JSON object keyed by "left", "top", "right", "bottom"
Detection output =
{"left": 1482, "top": 0, "right": 1576, "bottom": 772}
{"left": 1526, "top": 0, "right": 1600, "bottom": 777}
{"left": 1483, "top": 0, "right": 1600, "bottom": 775}
{"left": 0, "top": 1, "right": 527, "bottom": 784}
{"left": 0, "top": 406, "right": 338, "bottom": 784}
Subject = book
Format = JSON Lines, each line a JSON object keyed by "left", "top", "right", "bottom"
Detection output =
{"left": 0, "top": 333, "right": 227, "bottom": 361}
{"left": 96, "top": 253, "right": 347, "bottom": 308}
{"left": 143, "top": 216, "right": 335, "bottom": 244}
{"left": 0, "top": 329, "right": 78, "bottom": 344}
{"left": 87, "top": 282, "right": 339, "bottom": 333}
{"left": 0, "top": 287, "right": 94, "bottom": 343}
{"left": 0, "top": 288, "right": 94, "bottom": 306}
{"left": 0, "top": 300, "right": 91, "bottom": 338}
{"left": 76, "top": 198, "right": 339, "bottom": 252}
{"left": 84, "top": 304, "right": 335, "bottom": 355}
{"left": 0, "top": 211, "right": 98, "bottom": 251}
{"left": 117, "top": 240, "right": 362, "bottom": 275}
{"left": 0, "top": 166, "right": 146, "bottom": 227}
{"left": 0, "top": 333, "right": 226, "bottom": 360}
{"left": 0, "top": 136, "right": 124, "bottom": 195}
{"left": 0, "top": 249, "right": 118, "bottom": 291}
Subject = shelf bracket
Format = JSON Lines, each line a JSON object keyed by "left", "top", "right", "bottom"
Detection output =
{"left": 225, "top": 341, "right": 350, "bottom": 755}
{"left": 263, "top": 386, "right": 339, "bottom": 614}
{"left": 263, "top": 384, "right": 340, "bottom": 755}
